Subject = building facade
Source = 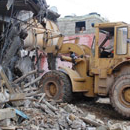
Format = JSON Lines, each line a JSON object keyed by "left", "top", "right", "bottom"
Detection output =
{"left": 58, "top": 13, "right": 108, "bottom": 36}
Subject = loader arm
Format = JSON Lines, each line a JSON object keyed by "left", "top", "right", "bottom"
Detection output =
{"left": 58, "top": 43, "right": 92, "bottom": 56}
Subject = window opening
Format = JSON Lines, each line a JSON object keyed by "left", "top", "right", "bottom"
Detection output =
{"left": 75, "top": 21, "right": 86, "bottom": 33}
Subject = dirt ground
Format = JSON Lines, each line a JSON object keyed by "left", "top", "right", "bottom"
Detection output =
{"left": 74, "top": 98, "right": 130, "bottom": 126}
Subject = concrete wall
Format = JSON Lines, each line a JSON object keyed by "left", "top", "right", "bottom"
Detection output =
{"left": 58, "top": 14, "right": 108, "bottom": 36}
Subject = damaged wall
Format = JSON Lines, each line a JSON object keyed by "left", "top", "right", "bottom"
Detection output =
{"left": 0, "top": 0, "right": 60, "bottom": 81}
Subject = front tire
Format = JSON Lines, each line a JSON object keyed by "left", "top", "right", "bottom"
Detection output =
{"left": 39, "top": 70, "right": 73, "bottom": 102}
{"left": 110, "top": 74, "right": 130, "bottom": 118}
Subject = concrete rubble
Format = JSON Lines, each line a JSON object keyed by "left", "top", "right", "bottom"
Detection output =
{"left": 0, "top": 88, "right": 130, "bottom": 130}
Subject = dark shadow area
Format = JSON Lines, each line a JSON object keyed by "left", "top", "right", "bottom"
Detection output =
{"left": 72, "top": 97, "right": 129, "bottom": 121}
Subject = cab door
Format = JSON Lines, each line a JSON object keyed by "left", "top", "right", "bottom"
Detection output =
{"left": 92, "top": 27, "right": 116, "bottom": 94}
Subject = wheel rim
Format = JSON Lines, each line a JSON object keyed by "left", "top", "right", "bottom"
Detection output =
{"left": 44, "top": 81, "right": 58, "bottom": 98}
{"left": 120, "top": 85, "right": 130, "bottom": 107}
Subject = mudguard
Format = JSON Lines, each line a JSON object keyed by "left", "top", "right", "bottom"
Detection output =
{"left": 59, "top": 66, "right": 88, "bottom": 92}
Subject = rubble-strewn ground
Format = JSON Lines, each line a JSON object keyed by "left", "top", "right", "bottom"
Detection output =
{"left": 0, "top": 86, "right": 130, "bottom": 130}
{"left": 74, "top": 98, "right": 130, "bottom": 130}
{"left": 2, "top": 96, "right": 129, "bottom": 130}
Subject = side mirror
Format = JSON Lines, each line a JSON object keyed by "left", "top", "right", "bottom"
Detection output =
{"left": 128, "top": 26, "right": 130, "bottom": 39}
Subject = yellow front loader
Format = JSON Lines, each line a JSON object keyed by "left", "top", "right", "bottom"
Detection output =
{"left": 39, "top": 21, "right": 130, "bottom": 118}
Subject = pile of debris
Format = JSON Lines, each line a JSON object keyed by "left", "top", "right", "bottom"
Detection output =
{"left": 0, "top": 86, "right": 109, "bottom": 130}
{"left": 0, "top": 65, "right": 129, "bottom": 130}
{"left": 0, "top": 67, "right": 129, "bottom": 130}
{"left": 0, "top": 65, "right": 105, "bottom": 130}
{"left": 0, "top": 87, "right": 130, "bottom": 130}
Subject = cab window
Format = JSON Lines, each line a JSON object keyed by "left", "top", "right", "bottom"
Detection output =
{"left": 116, "top": 27, "right": 127, "bottom": 54}
{"left": 98, "top": 28, "right": 114, "bottom": 58}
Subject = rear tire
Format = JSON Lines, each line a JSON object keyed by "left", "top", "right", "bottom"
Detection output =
{"left": 110, "top": 74, "right": 130, "bottom": 118}
{"left": 39, "top": 70, "right": 73, "bottom": 102}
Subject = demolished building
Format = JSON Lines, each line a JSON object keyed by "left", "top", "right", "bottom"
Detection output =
{"left": 0, "top": 0, "right": 60, "bottom": 81}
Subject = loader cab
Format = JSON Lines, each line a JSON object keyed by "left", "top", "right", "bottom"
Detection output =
{"left": 92, "top": 22, "right": 130, "bottom": 59}
{"left": 90, "top": 22, "right": 130, "bottom": 90}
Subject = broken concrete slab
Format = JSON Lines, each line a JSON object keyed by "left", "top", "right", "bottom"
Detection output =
{"left": 0, "top": 108, "right": 16, "bottom": 121}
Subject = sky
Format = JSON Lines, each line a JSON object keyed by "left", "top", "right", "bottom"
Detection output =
{"left": 47, "top": 0, "right": 130, "bottom": 23}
